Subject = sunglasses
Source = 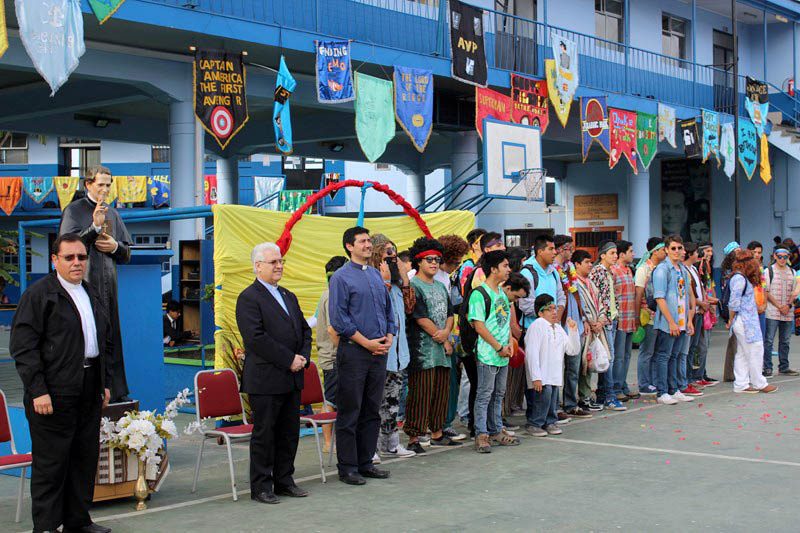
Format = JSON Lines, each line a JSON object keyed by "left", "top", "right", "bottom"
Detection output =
{"left": 669, "top": 246, "right": 684, "bottom": 251}
{"left": 58, "top": 254, "right": 88, "bottom": 262}
{"left": 776, "top": 254, "right": 789, "bottom": 260}
{"left": 422, "top": 256, "right": 442, "bottom": 264}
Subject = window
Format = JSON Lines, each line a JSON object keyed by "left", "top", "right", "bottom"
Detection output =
{"left": 59, "top": 138, "right": 100, "bottom": 177}
{"left": 2, "top": 235, "right": 32, "bottom": 272}
{"left": 152, "top": 145, "right": 170, "bottom": 163}
{"left": 133, "top": 234, "right": 169, "bottom": 246}
{"left": 595, "top": 0, "right": 623, "bottom": 45}
{"left": 662, "top": 14, "right": 688, "bottom": 60}
{"left": 0, "top": 133, "right": 28, "bottom": 164}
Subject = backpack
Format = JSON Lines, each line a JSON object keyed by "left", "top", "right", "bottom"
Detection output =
{"left": 719, "top": 273, "right": 747, "bottom": 322}
{"left": 457, "top": 273, "right": 492, "bottom": 356}
{"left": 521, "top": 264, "right": 561, "bottom": 297}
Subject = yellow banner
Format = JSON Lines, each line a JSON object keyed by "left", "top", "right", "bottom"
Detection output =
{"left": 54, "top": 176, "right": 79, "bottom": 210}
{"left": 105, "top": 178, "right": 118, "bottom": 205}
{"left": 546, "top": 59, "right": 572, "bottom": 128}
{"left": 117, "top": 175, "right": 147, "bottom": 203}
{"left": 759, "top": 134, "right": 772, "bottom": 185}
{"left": 0, "top": 2, "right": 7, "bottom": 59}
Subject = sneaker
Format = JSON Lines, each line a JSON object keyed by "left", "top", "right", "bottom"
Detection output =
{"left": 418, "top": 435, "right": 431, "bottom": 447}
{"left": 442, "top": 427, "right": 467, "bottom": 441}
{"left": 372, "top": 452, "right": 382, "bottom": 464}
{"left": 544, "top": 424, "right": 563, "bottom": 435}
{"left": 760, "top": 384, "right": 779, "bottom": 393}
{"left": 605, "top": 398, "right": 627, "bottom": 411}
{"left": 430, "top": 436, "right": 462, "bottom": 447}
{"left": 587, "top": 400, "right": 605, "bottom": 412}
{"left": 406, "top": 441, "right": 427, "bottom": 454}
{"left": 734, "top": 387, "right": 760, "bottom": 394}
{"left": 616, "top": 393, "right": 630, "bottom": 402}
{"left": 503, "top": 420, "right": 521, "bottom": 431}
{"left": 779, "top": 369, "right": 800, "bottom": 376}
{"left": 695, "top": 379, "right": 713, "bottom": 387}
{"left": 657, "top": 394, "right": 678, "bottom": 405}
{"left": 566, "top": 407, "right": 593, "bottom": 418}
{"left": 626, "top": 391, "right": 641, "bottom": 400}
{"left": 763, "top": 369, "right": 774, "bottom": 378}
{"left": 672, "top": 390, "right": 694, "bottom": 402}
{"left": 681, "top": 385, "right": 704, "bottom": 396}
{"left": 702, "top": 377, "right": 719, "bottom": 386}
{"left": 640, "top": 385, "right": 658, "bottom": 396}
{"left": 380, "top": 444, "right": 416, "bottom": 458}
{"left": 556, "top": 412, "right": 572, "bottom": 425}
{"left": 524, "top": 425, "right": 548, "bottom": 437}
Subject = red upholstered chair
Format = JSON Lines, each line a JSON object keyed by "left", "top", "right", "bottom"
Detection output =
{"left": 0, "top": 389, "right": 32, "bottom": 522}
{"left": 191, "top": 369, "right": 253, "bottom": 501}
{"left": 300, "top": 361, "right": 337, "bottom": 483}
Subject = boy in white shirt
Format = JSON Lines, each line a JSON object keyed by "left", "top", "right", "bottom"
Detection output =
{"left": 524, "top": 294, "right": 581, "bottom": 437}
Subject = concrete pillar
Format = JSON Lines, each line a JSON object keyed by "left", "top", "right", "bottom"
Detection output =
{"left": 215, "top": 157, "right": 239, "bottom": 205}
{"left": 405, "top": 171, "right": 425, "bottom": 210}
{"left": 627, "top": 168, "right": 650, "bottom": 253}
{"left": 169, "top": 100, "right": 198, "bottom": 255}
{"left": 450, "top": 131, "right": 480, "bottom": 209}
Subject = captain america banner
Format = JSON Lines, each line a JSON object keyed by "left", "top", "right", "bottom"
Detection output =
{"left": 273, "top": 56, "right": 296, "bottom": 155}
{"left": 580, "top": 96, "right": 610, "bottom": 162}
{"left": 148, "top": 175, "right": 170, "bottom": 208}
{"left": 316, "top": 40, "right": 355, "bottom": 103}
{"left": 394, "top": 66, "right": 434, "bottom": 153}
{"left": 449, "top": 0, "right": 488, "bottom": 87}
{"left": 194, "top": 49, "right": 249, "bottom": 150}
{"left": 511, "top": 74, "right": 549, "bottom": 133}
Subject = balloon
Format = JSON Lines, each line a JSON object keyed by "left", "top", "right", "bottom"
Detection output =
{"left": 640, "top": 309, "right": 651, "bottom": 326}
{"left": 632, "top": 326, "right": 646, "bottom": 344}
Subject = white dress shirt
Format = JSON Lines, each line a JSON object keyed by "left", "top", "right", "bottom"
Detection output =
{"left": 57, "top": 273, "right": 99, "bottom": 358}
{"left": 257, "top": 278, "right": 289, "bottom": 315}
{"left": 524, "top": 317, "right": 581, "bottom": 387}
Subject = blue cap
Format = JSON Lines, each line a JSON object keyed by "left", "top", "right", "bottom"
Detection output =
{"left": 723, "top": 241, "right": 740, "bottom": 255}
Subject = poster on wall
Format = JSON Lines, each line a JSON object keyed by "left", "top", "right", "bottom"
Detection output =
{"left": 448, "top": 0, "right": 488, "bottom": 87}
{"left": 661, "top": 159, "right": 710, "bottom": 243}
{"left": 510, "top": 74, "right": 549, "bottom": 133}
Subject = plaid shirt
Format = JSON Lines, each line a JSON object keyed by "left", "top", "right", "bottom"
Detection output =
{"left": 611, "top": 264, "right": 636, "bottom": 333}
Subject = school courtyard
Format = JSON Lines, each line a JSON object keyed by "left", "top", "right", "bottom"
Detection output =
{"left": 1, "top": 328, "right": 799, "bottom": 532}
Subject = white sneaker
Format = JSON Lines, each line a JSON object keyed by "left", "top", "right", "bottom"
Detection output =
{"left": 372, "top": 452, "right": 381, "bottom": 464}
{"left": 389, "top": 444, "right": 417, "bottom": 458}
{"left": 657, "top": 394, "right": 678, "bottom": 405}
{"left": 672, "top": 390, "right": 694, "bottom": 402}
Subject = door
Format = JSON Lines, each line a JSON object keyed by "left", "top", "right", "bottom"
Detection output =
{"left": 712, "top": 30, "right": 735, "bottom": 113}
{"left": 569, "top": 227, "right": 623, "bottom": 261}
{"left": 493, "top": 0, "right": 538, "bottom": 75}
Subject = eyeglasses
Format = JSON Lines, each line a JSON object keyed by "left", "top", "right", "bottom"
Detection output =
{"left": 258, "top": 259, "right": 286, "bottom": 266}
{"left": 776, "top": 254, "right": 789, "bottom": 260}
{"left": 422, "top": 256, "right": 442, "bottom": 264}
{"left": 669, "top": 246, "right": 684, "bottom": 251}
{"left": 58, "top": 254, "right": 88, "bottom": 262}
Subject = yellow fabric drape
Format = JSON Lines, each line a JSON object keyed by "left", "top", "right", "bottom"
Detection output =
{"left": 105, "top": 178, "right": 119, "bottom": 205}
{"left": 55, "top": 176, "right": 80, "bottom": 210}
{"left": 117, "top": 176, "right": 147, "bottom": 203}
{"left": 0, "top": 2, "right": 8, "bottom": 59}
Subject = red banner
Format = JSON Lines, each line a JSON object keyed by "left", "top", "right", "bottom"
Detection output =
{"left": 204, "top": 174, "right": 218, "bottom": 205}
{"left": 475, "top": 87, "right": 512, "bottom": 139}
{"left": 510, "top": 74, "right": 549, "bottom": 133}
{"left": 609, "top": 108, "right": 638, "bottom": 174}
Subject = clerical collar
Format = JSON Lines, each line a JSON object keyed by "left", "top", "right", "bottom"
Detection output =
{"left": 87, "top": 192, "right": 100, "bottom": 204}
{"left": 349, "top": 261, "right": 368, "bottom": 271}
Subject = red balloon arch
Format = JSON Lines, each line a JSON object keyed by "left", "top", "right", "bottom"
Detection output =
{"left": 275, "top": 179, "right": 433, "bottom": 254}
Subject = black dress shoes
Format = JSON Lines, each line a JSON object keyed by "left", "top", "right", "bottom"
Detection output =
{"left": 359, "top": 467, "right": 390, "bottom": 479}
{"left": 251, "top": 491, "right": 280, "bottom": 504}
{"left": 62, "top": 523, "right": 112, "bottom": 533}
{"left": 275, "top": 484, "right": 309, "bottom": 498}
{"left": 338, "top": 472, "right": 367, "bottom": 485}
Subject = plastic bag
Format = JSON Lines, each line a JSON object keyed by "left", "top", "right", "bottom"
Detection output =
{"left": 588, "top": 336, "right": 610, "bottom": 373}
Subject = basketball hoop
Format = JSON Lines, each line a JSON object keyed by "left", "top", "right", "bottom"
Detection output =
{"left": 518, "top": 168, "right": 546, "bottom": 203}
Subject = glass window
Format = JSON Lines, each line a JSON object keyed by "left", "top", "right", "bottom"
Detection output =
{"left": 2, "top": 235, "right": 32, "bottom": 271}
{"left": 595, "top": 0, "right": 624, "bottom": 44}
{"left": 0, "top": 133, "right": 28, "bottom": 165}
{"left": 662, "top": 14, "right": 688, "bottom": 60}
{"left": 152, "top": 145, "right": 170, "bottom": 163}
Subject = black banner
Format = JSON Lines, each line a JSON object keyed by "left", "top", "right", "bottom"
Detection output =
{"left": 194, "top": 49, "right": 249, "bottom": 150}
{"left": 679, "top": 118, "right": 700, "bottom": 158}
{"left": 745, "top": 76, "right": 768, "bottom": 104}
{"left": 449, "top": 0, "right": 487, "bottom": 87}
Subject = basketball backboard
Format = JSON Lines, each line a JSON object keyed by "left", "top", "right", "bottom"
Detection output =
{"left": 483, "top": 117, "right": 542, "bottom": 200}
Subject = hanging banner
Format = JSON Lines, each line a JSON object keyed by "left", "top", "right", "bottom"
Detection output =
{"left": 720, "top": 121, "right": 736, "bottom": 179}
{"left": 254, "top": 176, "right": 285, "bottom": 210}
{"left": 273, "top": 56, "right": 297, "bottom": 156}
{"left": 194, "top": 49, "right": 248, "bottom": 150}
{"left": 316, "top": 40, "right": 355, "bottom": 103}
{"left": 737, "top": 119, "right": 758, "bottom": 180}
{"left": 355, "top": 73, "right": 395, "bottom": 163}
{"left": 609, "top": 108, "right": 638, "bottom": 174}
{"left": 580, "top": 96, "right": 610, "bottom": 162}
{"left": 204, "top": 175, "right": 218, "bottom": 205}
{"left": 117, "top": 176, "right": 147, "bottom": 203}
{"left": 549, "top": 33, "right": 578, "bottom": 127}
{"left": 0, "top": 2, "right": 8, "bottom": 59}
{"left": 322, "top": 173, "right": 344, "bottom": 204}
{"left": 23, "top": 177, "right": 54, "bottom": 204}
{"left": 55, "top": 176, "right": 80, "bottom": 210}
{"left": 16, "top": 0, "right": 86, "bottom": 95}
{"left": 0, "top": 177, "right": 22, "bottom": 215}
{"left": 745, "top": 77, "right": 769, "bottom": 137}
{"left": 760, "top": 135, "right": 772, "bottom": 185}
{"left": 636, "top": 112, "right": 658, "bottom": 170}
{"left": 701, "top": 109, "right": 721, "bottom": 167}
{"left": 394, "top": 65, "right": 434, "bottom": 153}
{"left": 475, "top": 87, "right": 512, "bottom": 139}
{"left": 680, "top": 118, "right": 701, "bottom": 158}
{"left": 510, "top": 74, "right": 549, "bottom": 133}
{"left": 449, "top": 0, "right": 488, "bottom": 87}
{"left": 148, "top": 175, "right": 170, "bottom": 208}
{"left": 279, "top": 190, "right": 314, "bottom": 214}
{"left": 658, "top": 103, "right": 677, "bottom": 148}
{"left": 88, "top": 0, "right": 126, "bottom": 24}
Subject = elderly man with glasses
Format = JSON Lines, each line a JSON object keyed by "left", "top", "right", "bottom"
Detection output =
{"left": 763, "top": 247, "right": 800, "bottom": 377}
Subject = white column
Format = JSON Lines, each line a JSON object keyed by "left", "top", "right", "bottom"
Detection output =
{"left": 215, "top": 157, "right": 239, "bottom": 205}
{"left": 627, "top": 169, "right": 650, "bottom": 253}
{"left": 404, "top": 171, "right": 425, "bottom": 210}
{"left": 169, "top": 101, "right": 198, "bottom": 256}
{"left": 450, "top": 131, "right": 480, "bottom": 209}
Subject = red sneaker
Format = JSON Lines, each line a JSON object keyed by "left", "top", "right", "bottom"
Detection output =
{"left": 690, "top": 381, "right": 705, "bottom": 389}
{"left": 681, "top": 385, "right": 704, "bottom": 396}
{"left": 696, "top": 379, "right": 713, "bottom": 387}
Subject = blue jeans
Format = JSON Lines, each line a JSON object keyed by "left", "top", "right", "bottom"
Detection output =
{"left": 612, "top": 329, "right": 634, "bottom": 396}
{"left": 597, "top": 322, "right": 617, "bottom": 402}
{"left": 763, "top": 319, "right": 793, "bottom": 372}
{"left": 637, "top": 324, "right": 657, "bottom": 392}
{"left": 475, "top": 362, "right": 508, "bottom": 436}
{"left": 654, "top": 330, "right": 686, "bottom": 396}
{"left": 529, "top": 384, "right": 559, "bottom": 428}
{"left": 562, "top": 351, "right": 581, "bottom": 411}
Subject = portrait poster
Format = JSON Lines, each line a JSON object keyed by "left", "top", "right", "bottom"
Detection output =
{"left": 661, "top": 159, "right": 710, "bottom": 243}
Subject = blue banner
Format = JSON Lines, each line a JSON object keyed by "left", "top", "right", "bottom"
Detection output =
{"left": 701, "top": 109, "right": 720, "bottom": 167}
{"left": 316, "top": 40, "right": 354, "bottom": 103}
{"left": 16, "top": 0, "right": 86, "bottom": 95}
{"left": 23, "top": 177, "right": 54, "bottom": 204}
{"left": 148, "top": 175, "right": 170, "bottom": 208}
{"left": 273, "top": 56, "right": 297, "bottom": 155}
{"left": 737, "top": 119, "right": 757, "bottom": 180}
{"left": 394, "top": 66, "right": 433, "bottom": 153}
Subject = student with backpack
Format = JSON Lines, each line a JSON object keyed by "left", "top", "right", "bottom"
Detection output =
{"left": 762, "top": 246, "right": 800, "bottom": 377}
{"left": 633, "top": 238, "right": 667, "bottom": 396}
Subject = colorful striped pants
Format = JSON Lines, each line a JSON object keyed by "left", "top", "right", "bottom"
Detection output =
{"left": 403, "top": 366, "right": 450, "bottom": 438}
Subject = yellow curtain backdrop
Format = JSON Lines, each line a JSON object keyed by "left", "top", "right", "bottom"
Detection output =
{"left": 117, "top": 176, "right": 147, "bottom": 203}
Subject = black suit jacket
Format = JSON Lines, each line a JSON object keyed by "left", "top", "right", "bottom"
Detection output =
{"left": 10, "top": 272, "right": 113, "bottom": 397}
{"left": 163, "top": 315, "right": 192, "bottom": 345}
{"left": 236, "top": 280, "right": 311, "bottom": 395}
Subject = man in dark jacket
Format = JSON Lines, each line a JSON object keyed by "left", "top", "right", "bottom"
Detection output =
{"left": 236, "top": 242, "right": 311, "bottom": 504}
{"left": 11, "top": 233, "right": 112, "bottom": 533}
{"left": 163, "top": 300, "right": 194, "bottom": 346}
{"left": 59, "top": 165, "right": 132, "bottom": 401}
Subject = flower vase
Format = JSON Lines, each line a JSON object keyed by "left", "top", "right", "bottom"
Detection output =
{"left": 134, "top": 458, "right": 148, "bottom": 511}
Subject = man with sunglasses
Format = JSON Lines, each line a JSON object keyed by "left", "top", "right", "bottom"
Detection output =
{"left": 763, "top": 247, "right": 800, "bottom": 377}
{"left": 11, "top": 234, "right": 113, "bottom": 533}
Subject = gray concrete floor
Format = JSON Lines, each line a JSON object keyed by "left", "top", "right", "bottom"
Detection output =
{"left": 2, "top": 328, "right": 800, "bottom": 532}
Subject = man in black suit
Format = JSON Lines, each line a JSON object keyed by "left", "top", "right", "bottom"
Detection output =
{"left": 11, "top": 234, "right": 112, "bottom": 533}
{"left": 163, "top": 300, "right": 194, "bottom": 346}
{"left": 236, "top": 242, "right": 311, "bottom": 504}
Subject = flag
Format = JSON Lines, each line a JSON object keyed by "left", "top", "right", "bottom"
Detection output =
{"left": 636, "top": 112, "right": 658, "bottom": 170}
{"left": 316, "top": 40, "right": 355, "bottom": 103}
{"left": 759, "top": 134, "right": 772, "bottom": 185}
{"left": 88, "top": 0, "right": 126, "bottom": 24}
{"left": 701, "top": 109, "right": 720, "bottom": 167}
{"left": 204, "top": 175, "right": 217, "bottom": 205}
{"left": 273, "top": 56, "right": 296, "bottom": 156}
{"left": 55, "top": 176, "right": 80, "bottom": 210}
{"left": 680, "top": 118, "right": 701, "bottom": 158}
{"left": 744, "top": 77, "right": 769, "bottom": 137}
{"left": 510, "top": 74, "right": 549, "bottom": 133}
{"left": 0, "top": 177, "right": 22, "bottom": 215}
{"left": 609, "top": 108, "right": 638, "bottom": 174}
{"left": 23, "top": 177, "right": 54, "bottom": 204}
{"left": 720, "top": 122, "right": 736, "bottom": 179}
{"left": 355, "top": 73, "right": 395, "bottom": 163}
{"left": 0, "top": 2, "right": 8, "bottom": 59}
{"left": 278, "top": 190, "right": 313, "bottom": 214}
{"left": 448, "top": 0, "right": 488, "bottom": 87}
{"left": 117, "top": 176, "right": 147, "bottom": 203}
{"left": 148, "top": 175, "right": 170, "bottom": 207}
{"left": 322, "top": 173, "right": 343, "bottom": 202}
{"left": 658, "top": 103, "right": 676, "bottom": 148}
{"left": 394, "top": 66, "right": 434, "bottom": 152}
{"left": 254, "top": 176, "right": 285, "bottom": 210}
{"left": 16, "top": 0, "right": 86, "bottom": 95}
{"left": 737, "top": 119, "right": 757, "bottom": 180}
{"left": 549, "top": 32, "right": 578, "bottom": 127}
{"left": 580, "top": 96, "right": 610, "bottom": 162}
{"left": 475, "top": 87, "right": 512, "bottom": 138}
{"left": 194, "top": 49, "right": 248, "bottom": 150}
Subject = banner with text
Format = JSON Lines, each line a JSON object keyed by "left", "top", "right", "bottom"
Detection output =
{"left": 701, "top": 109, "right": 720, "bottom": 167}
{"left": 316, "top": 40, "right": 355, "bottom": 103}
{"left": 720, "top": 122, "right": 736, "bottom": 179}
{"left": 355, "top": 73, "right": 395, "bottom": 163}
{"left": 394, "top": 66, "right": 434, "bottom": 152}
{"left": 580, "top": 96, "right": 610, "bottom": 162}
{"left": 609, "top": 108, "right": 637, "bottom": 174}
{"left": 510, "top": 74, "right": 549, "bottom": 133}
{"left": 680, "top": 118, "right": 701, "bottom": 158}
{"left": 737, "top": 118, "right": 757, "bottom": 180}
{"left": 658, "top": 103, "right": 676, "bottom": 148}
{"left": 273, "top": 56, "right": 297, "bottom": 156}
{"left": 475, "top": 87, "right": 512, "bottom": 139}
{"left": 148, "top": 175, "right": 170, "bottom": 208}
{"left": 194, "top": 49, "right": 248, "bottom": 150}
{"left": 636, "top": 112, "right": 658, "bottom": 170}
{"left": 549, "top": 32, "right": 578, "bottom": 127}
{"left": 744, "top": 77, "right": 769, "bottom": 137}
{"left": 449, "top": 0, "right": 488, "bottom": 87}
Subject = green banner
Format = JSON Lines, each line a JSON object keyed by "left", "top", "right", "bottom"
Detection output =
{"left": 355, "top": 72, "right": 395, "bottom": 163}
{"left": 88, "top": 0, "right": 127, "bottom": 24}
{"left": 636, "top": 112, "right": 658, "bottom": 170}
{"left": 278, "top": 190, "right": 314, "bottom": 214}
